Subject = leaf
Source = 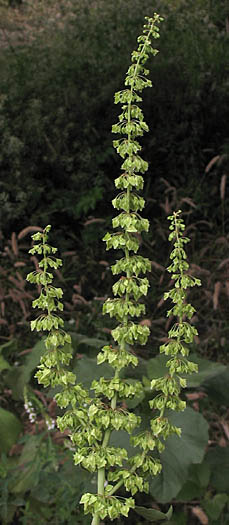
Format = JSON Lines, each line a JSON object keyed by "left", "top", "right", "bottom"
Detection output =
{"left": 177, "top": 462, "right": 210, "bottom": 501}
{"left": 0, "top": 408, "right": 22, "bottom": 454}
{"left": 189, "top": 462, "right": 210, "bottom": 488}
{"left": 149, "top": 408, "right": 209, "bottom": 503}
{"left": 0, "top": 339, "right": 15, "bottom": 372}
{"left": 134, "top": 505, "right": 173, "bottom": 522}
{"left": 0, "top": 354, "right": 11, "bottom": 371}
{"left": 167, "top": 511, "right": 187, "bottom": 525}
{"left": 177, "top": 480, "right": 202, "bottom": 502}
{"left": 10, "top": 435, "right": 47, "bottom": 494}
{"left": 202, "top": 493, "right": 228, "bottom": 521}
{"left": 4, "top": 339, "right": 46, "bottom": 399}
{"left": 20, "top": 496, "right": 52, "bottom": 521}
{"left": 146, "top": 354, "right": 226, "bottom": 388}
{"left": 186, "top": 355, "right": 226, "bottom": 387}
{"left": 206, "top": 446, "right": 229, "bottom": 492}
{"left": 70, "top": 333, "right": 106, "bottom": 356}
{"left": 109, "top": 430, "right": 136, "bottom": 458}
{"left": 202, "top": 367, "right": 229, "bottom": 404}
{"left": 147, "top": 354, "right": 168, "bottom": 380}
{"left": 74, "top": 356, "right": 113, "bottom": 389}
{"left": 22, "top": 338, "right": 47, "bottom": 383}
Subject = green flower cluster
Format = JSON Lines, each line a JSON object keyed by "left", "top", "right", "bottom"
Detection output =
{"left": 26, "top": 15, "right": 201, "bottom": 525}
{"left": 149, "top": 211, "right": 201, "bottom": 442}
{"left": 27, "top": 15, "right": 164, "bottom": 524}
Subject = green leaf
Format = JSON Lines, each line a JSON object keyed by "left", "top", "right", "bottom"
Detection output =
{"left": 0, "top": 340, "right": 15, "bottom": 372}
{"left": 149, "top": 408, "right": 209, "bottom": 502}
{"left": 147, "top": 354, "right": 169, "bottom": 380}
{"left": 177, "top": 462, "right": 210, "bottom": 501}
{"left": 70, "top": 333, "right": 106, "bottom": 356}
{"left": 168, "top": 511, "right": 187, "bottom": 525}
{"left": 147, "top": 354, "right": 226, "bottom": 388}
{"left": 73, "top": 356, "right": 113, "bottom": 389}
{"left": 23, "top": 339, "right": 47, "bottom": 382}
{"left": 134, "top": 505, "right": 173, "bottom": 521}
{"left": 186, "top": 355, "right": 226, "bottom": 388}
{"left": 0, "top": 354, "right": 11, "bottom": 371}
{"left": 109, "top": 430, "right": 136, "bottom": 457}
{"left": 4, "top": 339, "right": 46, "bottom": 400}
{"left": 10, "top": 435, "right": 42, "bottom": 493}
{"left": 176, "top": 480, "right": 203, "bottom": 502}
{"left": 202, "top": 366, "right": 229, "bottom": 404}
{"left": 206, "top": 446, "right": 229, "bottom": 492}
{"left": 191, "top": 461, "right": 211, "bottom": 488}
{"left": 202, "top": 493, "right": 228, "bottom": 521}
{"left": 0, "top": 408, "right": 22, "bottom": 454}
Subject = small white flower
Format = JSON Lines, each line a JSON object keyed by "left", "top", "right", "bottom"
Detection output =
{"left": 46, "top": 418, "right": 55, "bottom": 431}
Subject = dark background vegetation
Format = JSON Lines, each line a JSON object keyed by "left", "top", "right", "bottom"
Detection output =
{"left": 0, "top": 0, "right": 229, "bottom": 523}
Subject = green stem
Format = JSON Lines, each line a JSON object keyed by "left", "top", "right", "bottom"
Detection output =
{"left": 101, "top": 381, "right": 118, "bottom": 448}
{"left": 91, "top": 513, "right": 100, "bottom": 525}
{"left": 107, "top": 478, "right": 124, "bottom": 497}
{"left": 91, "top": 370, "right": 119, "bottom": 525}
{"left": 107, "top": 452, "right": 146, "bottom": 497}
{"left": 91, "top": 469, "right": 105, "bottom": 525}
{"left": 174, "top": 212, "right": 185, "bottom": 327}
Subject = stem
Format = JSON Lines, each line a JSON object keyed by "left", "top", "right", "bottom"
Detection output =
{"left": 107, "top": 453, "right": 146, "bottom": 497}
{"left": 91, "top": 513, "right": 100, "bottom": 525}
{"left": 101, "top": 384, "right": 119, "bottom": 448}
{"left": 174, "top": 213, "right": 185, "bottom": 327}
{"left": 91, "top": 468, "right": 105, "bottom": 525}
{"left": 42, "top": 231, "right": 51, "bottom": 316}
{"left": 91, "top": 370, "right": 119, "bottom": 525}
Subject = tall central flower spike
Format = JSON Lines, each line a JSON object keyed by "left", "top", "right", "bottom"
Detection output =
{"left": 102, "top": 13, "right": 163, "bottom": 364}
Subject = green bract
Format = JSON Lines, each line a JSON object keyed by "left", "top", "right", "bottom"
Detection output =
{"left": 27, "top": 15, "right": 201, "bottom": 525}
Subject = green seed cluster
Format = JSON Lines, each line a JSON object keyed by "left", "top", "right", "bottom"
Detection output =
{"left": 149, "top": 211, "right": 201, "bottom": 441}
{"left": 26, "top": 16, "right": 201, "bottom": 525}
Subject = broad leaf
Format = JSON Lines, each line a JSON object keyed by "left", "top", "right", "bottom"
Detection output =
{"left": 177, "top": 462, "right": 210, "bottom": 501}
{"left": 202, "top": 493, "right": 228, "bottom": 521}
{"left": 70, "top": 333, "right": 107, "bottom": 355}
{"left": 74, "top": 356, "right": 113, "bottom": 389}
{"left": 109, "top": 430, "right": 136, "bottom": 457}
{"left": 21, "top": 338, "right": 46, "bottom": 383}
{"left": 11, "top": 435, "right": 43, "bottom": 493}
{"left": 0, "top": 354, "right": 11, "bottom": 371}
{"left": 149, "top": 407, "right": 208, "bottom": 502}
{"left": 4, "top": 339, "right": 46, "bottom": 400}
{"left": 206, "top": 446, "right": 229, "bottom": 492}
{"left": 0, "top": 339, "right": 16, "bottom": 372}
{"left": 0, "top": 408, "right": 22, "bottom": 454}
{"left": 202, "top": 367, "right": 229, "bottom": 404}
{"left": 135, "top": 504, "right": 173, "bottom": 521}
{"left": 186, "top": 355, "right": 226, "bottom": 387}
{"left": 147, "top": 354, "right": 225, "bottom": 388}
{"left": 167, "top": 511, "right": 187, "bottom": 525}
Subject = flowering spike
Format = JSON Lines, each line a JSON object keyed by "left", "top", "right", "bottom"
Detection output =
{"left": 149, "top": 211, "right": 201, "bottom": 442}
